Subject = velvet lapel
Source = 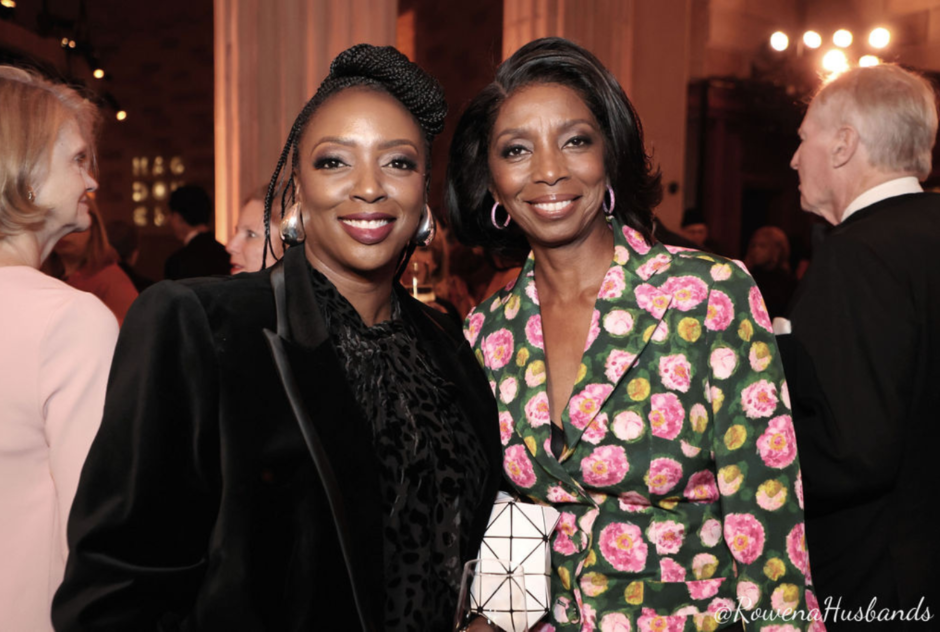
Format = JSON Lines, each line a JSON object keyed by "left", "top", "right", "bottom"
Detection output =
{"left": 494, "top": 223, "right": 676, "bottom": 478}
{"left": 396, "top": 289, "right": 503, "bottom": 551}
{"left": 264, "top": 245, "right": 383, "bottom": 632}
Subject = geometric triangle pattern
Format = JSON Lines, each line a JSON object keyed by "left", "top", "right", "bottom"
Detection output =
{"left": 472, "top": 491, "right": 561, "bottom": 629}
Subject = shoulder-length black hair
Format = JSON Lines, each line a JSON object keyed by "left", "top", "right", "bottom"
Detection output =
{"left": 445, "top": 37, "right": 662, "bottom": 253}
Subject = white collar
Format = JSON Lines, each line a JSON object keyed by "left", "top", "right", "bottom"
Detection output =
{"left": 840, "top": 176, "right": 922, "bottom": 223}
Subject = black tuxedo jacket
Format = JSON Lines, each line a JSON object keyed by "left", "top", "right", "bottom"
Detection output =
{"left": 164, "top": 231, "right": 231, "bottom": 280}
{"left": 781, "top": 192, "right": 940, "bottom": 629}
{"left": 52, "top": 245, "right": 503, "bottom": 631}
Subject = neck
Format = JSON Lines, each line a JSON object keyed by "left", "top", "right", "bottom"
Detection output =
{"left": 0, "top": 227, "right": 62, "bottom": 269}
{"left": 835, "top": 170, "right": 914, "bottom": 223}
{"left": 530, "top": 214, "right": 615, "bottom": 304}
{"left": 304, "top": 245, "right": 397, "bottom": 327}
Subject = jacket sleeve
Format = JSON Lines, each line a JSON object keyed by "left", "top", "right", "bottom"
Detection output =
{"left": 52, "top": 282, "right": 222, "bottom": 632}
{"left": 787, "top": 237, "right": 911, "bottom": 514}
{"left": 705, "top": 262, "right": 819, "bottom": 631}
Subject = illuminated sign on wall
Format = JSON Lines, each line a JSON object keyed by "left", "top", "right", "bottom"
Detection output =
{"left": 132, "top": 155, "right": 185, "bottom": 227}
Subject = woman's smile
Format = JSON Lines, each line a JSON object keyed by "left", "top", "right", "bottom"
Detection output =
{"left": 338, "top": 212, "right": 397, "bottom": 244}
{"left": 526, "top": 194, "right": 581, "bottom": 218}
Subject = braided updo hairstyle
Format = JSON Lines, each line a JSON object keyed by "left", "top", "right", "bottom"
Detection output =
{"left": 261, "top": 43, "right": 447, "bottom": 265}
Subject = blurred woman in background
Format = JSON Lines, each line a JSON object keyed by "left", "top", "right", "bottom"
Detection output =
{"left": 46, "top": 201, "right": 138, "bottom": 324}
{"left": 227, "top": 184, "right": 284, "bottom": 274}
{"left": 744, "top": 226, "right": 797, "bottom": 319}
{"left": 0, "top": 66, "right": 117, "bottom": 632}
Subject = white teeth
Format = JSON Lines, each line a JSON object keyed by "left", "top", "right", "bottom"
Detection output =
{"left": 532, "top": 200, "right": 571, "bottom": 212}
{"left": 341, "top": 218, "right": 391, "bottom": 228}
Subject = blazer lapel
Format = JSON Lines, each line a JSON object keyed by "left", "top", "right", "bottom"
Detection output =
{"left": 559, "top": 227, "right": 676, "bottom": 455}
{"left": 487, "top": 224, "right": 676, "bottom": 472}
{"left": 265, "top": 246, "right": 383, "bottom": 632}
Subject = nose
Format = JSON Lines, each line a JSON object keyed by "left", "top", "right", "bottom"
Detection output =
{"left": 790, "top": 146, "right": 800, "bottom": 171}
{"left": 352, "top": 165, "right": 387, "bottom": 204}
{"left": 533, "top": 146, "right": 569, "bottom": 186}
{"left": 225, "top": 235, "right": 240, "bottom": 255}
{"left": 84, "top": 170, "right": 99, "bottom": 192}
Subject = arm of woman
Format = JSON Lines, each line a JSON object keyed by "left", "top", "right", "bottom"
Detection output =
{"left": 705, "top": 262, "right": 817, "bottom": 631}
{"left": 40, "top": 293, "right": 118, "bottom": 563}
{"left": 52, "top": 282, "right": 223, "bottom": 632}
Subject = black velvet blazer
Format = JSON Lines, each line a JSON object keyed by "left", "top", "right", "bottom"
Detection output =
{"left": 52, "top": 245, "right": 503, "bottom": 632}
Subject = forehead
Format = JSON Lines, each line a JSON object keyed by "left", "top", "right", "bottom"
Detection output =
{"left": 800, "top": 101, "right": 833, "bottom": 135}
{"left": 53, "top": 118, "right": 86, "bottom": 154}
{"left": 494, "top": 83, "right": 597, "bottom": 131}
{"left": 238, "top": 199, "right": 265, "bottom": 225}
{"left": 302, "top": 87, "right": 424, "bottom": 148}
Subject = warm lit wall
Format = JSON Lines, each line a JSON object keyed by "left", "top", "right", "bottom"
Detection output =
{"left": 213, "top": 0, "right": 397, "bottom": 247}
{"left": 399, "top": 0, "right": 504, "bottom": 212}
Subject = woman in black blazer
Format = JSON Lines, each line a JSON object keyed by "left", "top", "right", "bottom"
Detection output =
{"left": 52, "top": 45, "right": 502, "bottom": 632}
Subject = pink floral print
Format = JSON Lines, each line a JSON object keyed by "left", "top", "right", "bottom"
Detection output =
{"left": 503, "top": 444, "right": 537, "bottom": 488}
{"left": 723, "top": 513, "right": 766, "bottom": 564}
{"left": 757, "top": 415, "right": 798, "bottom": 468}
{"left": 658, "top": 354, "right": 692, "bottom": 392}
{"left": 581, "top": 445, "right": 630, "bottom": 487}
{"left": 648, "top": 393, "right": 684, "bottom": 440}
{"left": 467, "top": 218, "right": 813, "bottom": 630}
{"left": 647, "top": 457, "right": 683, "bottom": 495}
{"left": 482, "top": 328, "right": 514, "bottom": 370}
{"left": 599, "top": 522, "right": 648, "bottom": 572}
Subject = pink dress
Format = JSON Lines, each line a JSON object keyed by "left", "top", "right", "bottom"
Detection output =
{"left": 0, "top": 266, "right": 117, "bottom": 631}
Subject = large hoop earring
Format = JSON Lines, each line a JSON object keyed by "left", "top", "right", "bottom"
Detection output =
{"left": 413, "top": 205, "right": 436, "bottom": 247}
{"left": 491, "top": 201, "right": 510, "bottom": 229}
{"left": 280, "top": 187, "right": 306, "bottom": 246}
{"left": 602, "top": 185, "right": 616, "bottom": 217}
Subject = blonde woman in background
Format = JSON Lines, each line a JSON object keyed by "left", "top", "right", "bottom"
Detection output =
{"left": 0, "top": 66, "right": 117, "bottom": 632}
{"left": 227, "top": 184, "right": 284, "bottom": 274}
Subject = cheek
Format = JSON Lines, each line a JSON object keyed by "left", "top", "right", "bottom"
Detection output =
{"left": 390, "top": 178, "right": 426, "bottom": 213}
{"left": 301, "top": 173, "right": 345, "bottom": 210}
{"left": 574, "top": 152, "right": 607, "bottom": 185}
{"left": 487, "top": 164, "right": 523, "bottom": 202}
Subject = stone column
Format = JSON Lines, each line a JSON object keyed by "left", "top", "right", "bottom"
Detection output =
{"left": 213, "top": 0, "right": 397, "bottom": 243}
{"left": 501, "top": 0, "right": 693, "bottom": 230}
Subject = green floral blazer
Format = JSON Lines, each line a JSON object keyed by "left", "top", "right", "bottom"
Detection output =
{"left": 464, "top": 220, "right": 821, "bottom": 632}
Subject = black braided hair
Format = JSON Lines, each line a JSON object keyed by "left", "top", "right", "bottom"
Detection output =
{"left": 261, "top": 44, "right": 447, "bottom": 268}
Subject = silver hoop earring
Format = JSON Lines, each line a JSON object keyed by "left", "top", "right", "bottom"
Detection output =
{"left": 491, "top": 201, "right": 510, "bottom": 229}
{"left": 413, "top": 205, "right": 436, "bottom": 247}
{"left": 602, "top": 184, "right": 616, "bottom": 217}
{"left": 27, "top": 188, "right": 36, "bottom": 203}
{"left": 280, "top": 194, "right": 306, "bottom": 246}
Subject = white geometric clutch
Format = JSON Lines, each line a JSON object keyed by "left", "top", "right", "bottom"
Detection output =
{"left": 472, "top": 491, "right": 561, "bottom": 630}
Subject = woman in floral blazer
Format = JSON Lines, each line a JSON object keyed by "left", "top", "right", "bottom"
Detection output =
{"left": 446, "top": 38, "right": 820, "bottom": 632}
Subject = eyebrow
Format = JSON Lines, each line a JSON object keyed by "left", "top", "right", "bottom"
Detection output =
{"left": 493, "top": 118, "right": 598, "bottom": 143}
{"left": 310, "top": 137, "right": 419, "bottom": 152}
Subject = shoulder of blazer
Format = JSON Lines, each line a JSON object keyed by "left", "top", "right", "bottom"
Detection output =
{"left": 160, "top": 268, "right": 278, "bottom": 331}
